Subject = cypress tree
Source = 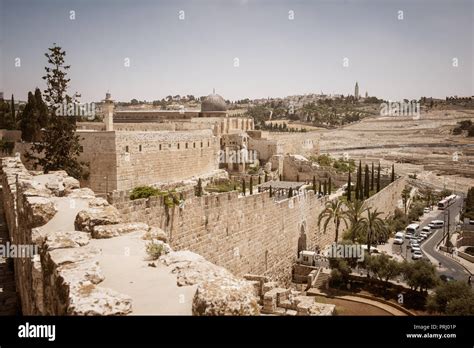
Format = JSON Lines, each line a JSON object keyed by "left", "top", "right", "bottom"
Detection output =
{"left": 364, "top": 164, "right": 370, "bottom": 198}
{"left": 242, "top": 179, "right": 246, "bottom": 196}
{"left": 347, "top": 171, "right": 352, "bottom": 201}
{"left": 269, "top": 185, "right": 273, "bottom": 197}
{"left": 279, "top": 174, "right": 282, "bottom": 181}
{"left": 296, "top": 173, "right": 299, "bottom": 182}
{"left": 391, "top": 164, "right": 395, "bottom": 182}
{"left": 377, "top": 163, "right": 381, "bottom": 192}
{"left": 312, "top": 176, "right": 316, "bottom": 192}
{"left": 288, "top": 187, "right": 293, "bottom": 198}
{"left": 196, "top": 178, "right": 202, "bottom": 197}
{"left": 10, "top": 94, "right": 15, "bottom": 129}
{"left": 258, "top": 176, "right": 261, "bottom": 185}
{"left": 328, "top": 176, "right": 332, "bottom": 195}
{"left": 250, "top": 176, "right": 253, "bottom": 195}
{"left": 264, "top": 173, "right": 268, "bottom": 182}
{"left": 371, "top": 162, "right": 374, "bottom": 191}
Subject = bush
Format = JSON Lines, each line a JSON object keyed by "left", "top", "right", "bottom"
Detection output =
{"left": 427, "top": 281, "right": 474, "bottom": 315}
{"left": 130, "top": 186, "right": 161, "bottom": 200}
{"left": 146, "top": 241, "right": 165, "bottom": 260}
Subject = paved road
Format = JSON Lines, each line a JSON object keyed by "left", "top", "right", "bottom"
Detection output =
{"left": 420, "top": 198, "right": 472, "bottom": 283}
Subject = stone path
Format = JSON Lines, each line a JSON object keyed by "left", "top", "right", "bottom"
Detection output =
{"left": 0, "top": 188, "right": 19, "bottom": 315}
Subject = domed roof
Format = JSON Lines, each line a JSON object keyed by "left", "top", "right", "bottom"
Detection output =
{"left": 201, "top": 91, "right": 227, "bottom": 112}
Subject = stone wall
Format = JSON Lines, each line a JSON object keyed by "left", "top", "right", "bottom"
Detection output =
{"left": 114, "top": 177, "right": 407, "bottom": 285}
{"left": 0, "top": 157, "right": 132, "bottom": 315}
{"left": 264, "top": 131, "right": 320, "bottom": 157}
{"left": 77, "top": 129, "right": 219, "bottom": 194}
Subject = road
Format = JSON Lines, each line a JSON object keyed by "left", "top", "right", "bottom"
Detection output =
{"left": 391, "top": 196, "right": 471, "bottom": 283}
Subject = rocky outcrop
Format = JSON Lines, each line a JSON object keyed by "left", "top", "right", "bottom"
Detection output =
{"left": 67, "top": 284, "right": 132, "bottom": 316}
{"left": 75, "top": 206, "right": 123, "bottom": 232}
{"left": 142, "top": 226, "right": 168, "bottom": 242}
{"left": 92, "top": 222, "right": 149, "bottom": 239}
{"left": 161, "top": 251, "right": 260, "bottom": 316}
{"left": 193, "top": 277, "right": 260, "bottom": 316}
{"left": 25, "top": 196, "right": 57, "bottom": 228}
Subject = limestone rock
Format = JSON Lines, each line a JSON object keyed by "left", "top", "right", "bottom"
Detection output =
{"left": 47, "top": 246, "right": 101, "bottom": 266}
{"left": 63, "top": 176, "right": 80, "bottom": 194}
{"left": 192, "top": 277, "right": 260, "bottom": 316}
{"left": 142, "top": 226, "right": 168, "bottom": 242}
{"left": 59, "top": 259, "right": 105, "bottom": 285}
{"left": 88, "top": 197, "right": 109, "bottom": 207}
{"left": 19, "top": 180, "right": 52, "bottom": 198}
{"left": 44, "top": 176, "right": 65, "bottom": 196}
{"left": 75, "top": 206, "right": 122, "bottom": 232}
{"left": 67, "top": 284, "right": 132, "bottom": 315}
{"left": 68, "top": 188, "right": 96, "bottom": 199}
{"left": 26, "top": 196, "right": 57, "bottom": 228}
{"left": 92, "top": 222, "right": 149, "bottom": 239}
{"left": 44, "top": 231, "right": 90, "bottom": 251}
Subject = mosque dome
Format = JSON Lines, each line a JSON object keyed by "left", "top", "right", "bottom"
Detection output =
{"left": 201, "top": 91, "right": 227, "bottom": 112}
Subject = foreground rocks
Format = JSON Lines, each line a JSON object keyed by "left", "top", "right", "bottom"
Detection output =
{"left": 74, "top": 206, "right": 123, "bottom": 232}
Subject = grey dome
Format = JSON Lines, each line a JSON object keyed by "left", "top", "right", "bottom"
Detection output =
{"left": 201, "top": 93, "right": 227, "bottom": 112}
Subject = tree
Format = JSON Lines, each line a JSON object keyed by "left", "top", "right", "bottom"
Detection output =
{"left": 269, "top": 185, "right": 273, "bottom": 197}
{"left": 364, "top": 164, "right": 370, "bottom": 198}
{"left": 318, "top": 200, "right": 348, "bottom": 242}
{"left": 365, "top": 254, "right": 401, "bottom": 284}
{"left": 26, "top": 45, "right": 84, "bottom": 179}
{"left": 353, "top": 208, "right": 389, "bottom": 253}
{"left": 312, "top": 176, "right": 316, "bottom": 193}
{"left": 371, "top": 162, "right": 374, "bottom": 191}
{"left": 347, "top": 171, "right": 352, "bottom": 201}
{"left": 401, "top": 186, "right": 411, "bottom": 215}
{"left": 242, "top": 179, "right": 246, "bottom": 196}
{"left": 249, "top": 176, "right": 253, "bottom": 195}
{"left": 376, "top": 163, "right": 381, "bottom": 192}
{"left": 391, "top": 164, "right": 395, "bottom": 182}
{"left": 328, "top": 176, "right": 332, "bottom": 195}
{"left": 402, "top": 260, "right": 438, "bottom": 292}
{"left": 344, "top": 200, "right": 367, "bottom": 242}
{"left": 288, "top": 187, "right": 293, "bottom": 198}
{"left": 20, "top": 88, "right": 49, "bottom": 142}
{"left": 195, "top": 178, "right": 203, "bottom": 197}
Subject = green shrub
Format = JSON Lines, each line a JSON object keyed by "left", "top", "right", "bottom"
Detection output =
{"left": 130, "top": 186, "right": 161, "bottom": 200}
{"left": 146, "top": 241, "right": 164, "bottom": 260}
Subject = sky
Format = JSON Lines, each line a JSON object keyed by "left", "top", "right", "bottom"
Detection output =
{"left": 0, "top": 0, "right": 473, "bottom": 103}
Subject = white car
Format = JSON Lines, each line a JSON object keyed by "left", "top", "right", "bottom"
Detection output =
{"left": 405, "top": 233, "right": 414, "bottom": 239}
{"left": 393, "top": 237, "right": 404, "bottom": 245}
{"left": 411, "top": 246, "right": 421, "bottom": 253}
{"left": 423, "top": 208, "right": 430, "bottom": 214}
{"left": 420, "top": 232, "right": 428, "bottom": 239}
{"left": 422, "top": 226, "right": 431, "bottom": 234}
{"left": 412, "top": 250, "right": 423, "bottom": 259}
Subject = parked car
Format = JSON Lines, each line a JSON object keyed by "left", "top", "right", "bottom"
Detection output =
{"left": 411, "top": 246, "right": 421, "bottom": 253}
{"left": 423, "top": 207, "right": 430, "bottom": 214}
{"left": 431, "top": 220, "right": 444, "bottom": 229}
{"left": 428, "top": 223, "right": 436, "bottom": 229}
{"left": 422, "top": 226, "right": 431, "bottom": 234}
{"left": 405, "top": 233, "right": 414, "bottom": 240}
{"left": 440, "top": 274, "right": 455, "bottom": 282}
{"left": 393, "top": 237, "right": 404, "bottom": 245}
{"left": 420, "top": 232, "right": 428, "bottom": 239}
{"left": 417, "top": 236, "right": 424, "bottom": 243}
{"left": 412, "top": 250, "right": 423, "bottom": 260}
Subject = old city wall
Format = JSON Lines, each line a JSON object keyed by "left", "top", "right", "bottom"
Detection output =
{"left": 113, "top": 177, "right": 407, "bottom": 285}
{"left": 114, "top": 130, "right": 219, "bottom": 191}
{"left": 114, "top": 189, "right": 337, "bottom": 285}
{"left": 264, "top": 131, "right": 320, "bottom": 157}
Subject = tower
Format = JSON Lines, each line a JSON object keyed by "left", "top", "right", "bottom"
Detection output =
{"left": 354, "top": 82, "right": 359, "bottom": 100}
{"left": 102, "top": 92, "right": 114, "bottom": 131}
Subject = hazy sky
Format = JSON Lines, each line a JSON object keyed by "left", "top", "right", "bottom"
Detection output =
{"left": 1, "top": 0, "right": 473, "bottom": 102}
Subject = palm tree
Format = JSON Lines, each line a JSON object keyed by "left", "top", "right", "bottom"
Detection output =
{"left": 345, "top": 200, "right": 367, "bottom": 242}
{"left": 318, "top": 200, "right": 348, "bottom": 243}
{"left": 401, "top": 186, "right": 411, "bottom": 214}
{"left": 354, "top": 208, "right": 389, "bottom": 254}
